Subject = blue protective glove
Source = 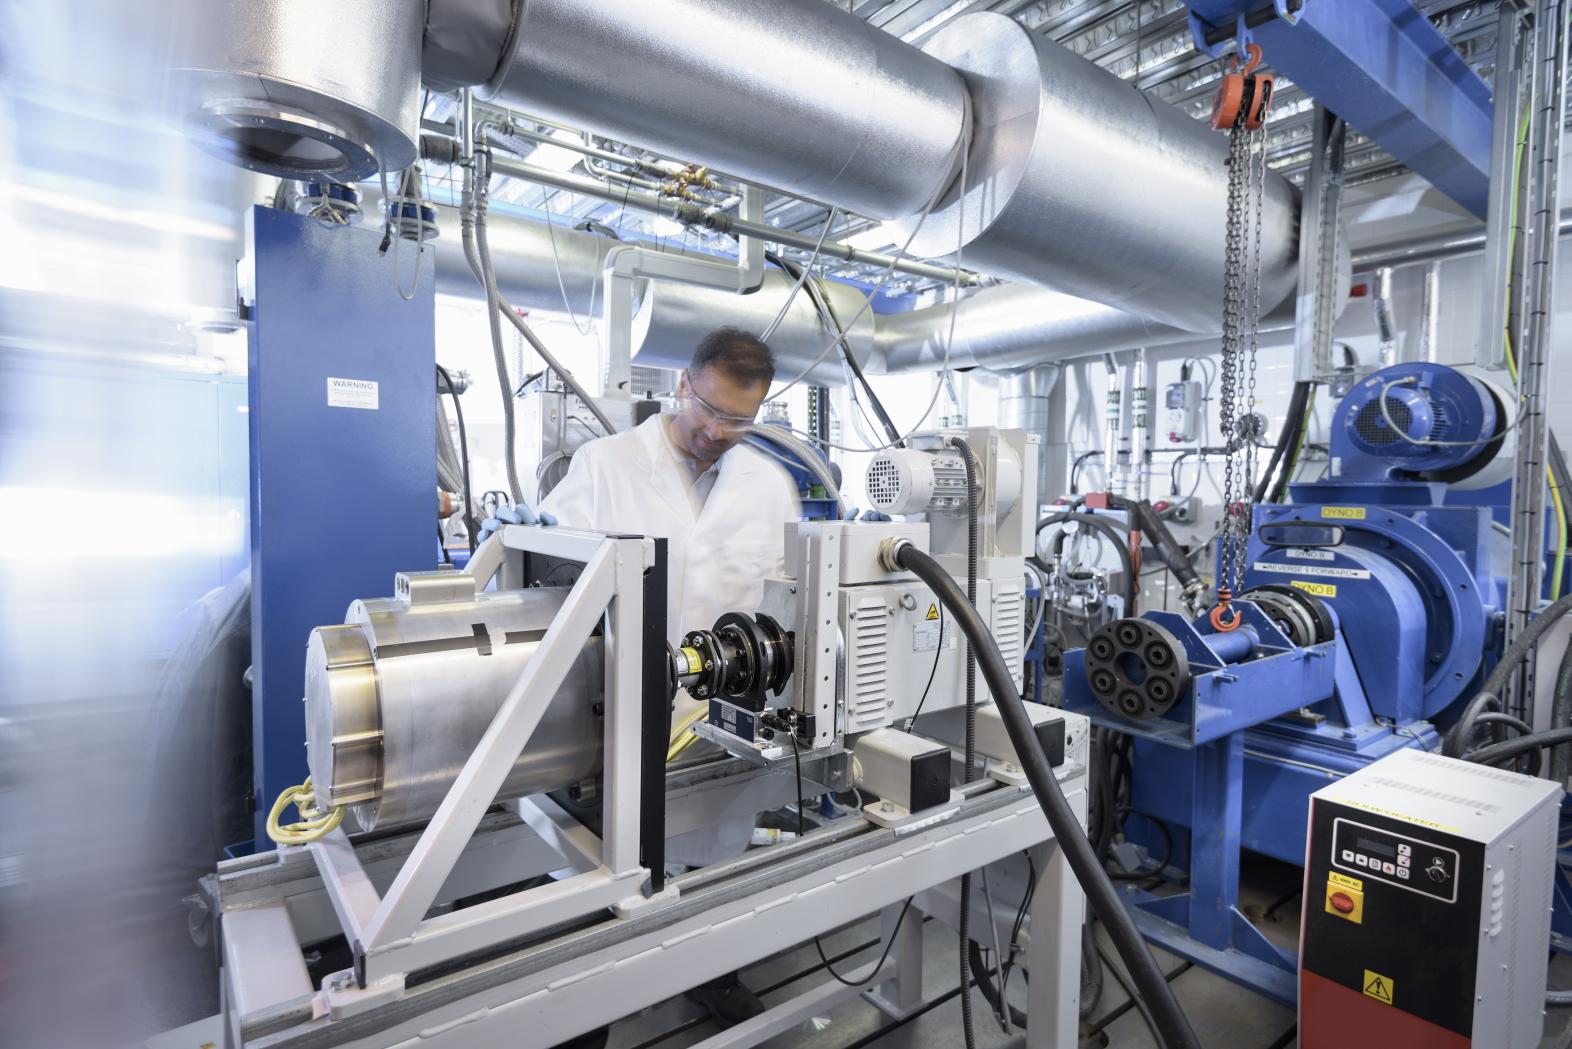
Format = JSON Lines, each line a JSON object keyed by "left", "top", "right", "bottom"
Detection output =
{"left": 477, "top": 503, "right": 557, "bottom": 542}
{"left": 839, "top": 508, "right": 892, "bottom": 522}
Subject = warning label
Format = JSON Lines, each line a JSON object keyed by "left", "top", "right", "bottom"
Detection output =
{"left": 1362, "top": 969, "right": 1395, "bottom": 1005}
{"left": 326, "top": 376, "right": 379, "bottom": 410}
{"left": 925, "top": 603, "right": 940, "bottom": 621}
{"left": 1252, "top": 561, "right": 1371, "bottom": 581}
{"left": 1321, "top": 506, "right": 1367, "bottom": 520}
{"left": 1291, "top": 580, "right": 1338, "bottom": 598}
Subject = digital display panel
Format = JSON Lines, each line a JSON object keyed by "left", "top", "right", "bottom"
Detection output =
{"left": 1356, "top": 835, "right": 1396, "bottom": 859}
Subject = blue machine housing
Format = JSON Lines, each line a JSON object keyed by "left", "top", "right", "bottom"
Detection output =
{"left": 1061, "top": 362, "right": 1511, "bottom": 1002}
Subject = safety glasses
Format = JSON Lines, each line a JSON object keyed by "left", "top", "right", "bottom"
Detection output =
{"left": 682, "top": 373, "right": 758, "bottom": 433}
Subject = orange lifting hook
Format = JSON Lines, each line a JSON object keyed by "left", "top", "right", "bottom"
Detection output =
{"left": 1209, "top": 586, "right": 1243, "bottom": 632}
{"left": 1210, "top": 43, "right": 1275, "bottom": 132}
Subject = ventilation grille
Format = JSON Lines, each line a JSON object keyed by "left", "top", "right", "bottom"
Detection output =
{"left": 993, "top": 581, "right": 1024, "bottom": 691}
{"left": 846, "top": 596, "right": 890, "bottom": 733}
{"left": 1366, "top": 775, "right": 1501, "bottom": 814}
{"left": 1353, "top": 397, "right": 1414, "bottom": 446}
{"left": 865, "top": 454, "right": 905, "bottom": 511}
{"left": 1412, "top": 752, "right": 1536, "bottom": 790}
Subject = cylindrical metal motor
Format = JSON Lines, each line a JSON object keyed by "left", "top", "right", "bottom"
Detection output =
{"left": 305, "top": 581, "right": 603, "bottom": 832}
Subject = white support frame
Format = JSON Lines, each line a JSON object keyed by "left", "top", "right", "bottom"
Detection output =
{"left": 301, "top": 526, "right": 662, "bottom": 991}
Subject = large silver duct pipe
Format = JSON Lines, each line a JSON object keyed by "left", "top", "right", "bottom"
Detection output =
{"left": 469, "top": 0, "right": 969, "bottom": 221}
{"left": 876, "top": 285, "right": 1213, "bottom": 374}
{"left": 999, "top": 365, "right": 1060, "bottom": 508}
{"left": 428, "top": 202, "right": 628, "bottom": 314}
{"left": 174, "top": 0, "right": 423, "bottom": 181}
{"left": 902, "top": 14, "right": 1298, "bottom": 333}
{"left": 630, "top": 271, "right": 877, "bottom": 387}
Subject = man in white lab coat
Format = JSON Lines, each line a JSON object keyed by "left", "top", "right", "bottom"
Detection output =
{"left": 540, "top": 328, "right": 801, "bottom": 645}
{"left": 539, "top": 327, "right": 800, "bottom": 1029}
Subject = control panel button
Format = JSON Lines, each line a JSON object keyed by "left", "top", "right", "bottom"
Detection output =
{"left": 1398, "top": 854, "right": 1410, "bottom": 868}
{"left": 1341, "top": 849, "right": 1354, "bottom": 863}
{"left": 1397, "top": 843, "right": 1411, "bottom": 857}
{"left": 1382, "top": 862, "right": 1395, "bottom": 875}
{"left": 1355, "top": 855, "right": 1368, "bottom": 867}
{"left": 1397, "top": 867, "right": 1410, "bottom": 880}
{"left": 1426, "top": 857, "right": 1450, "bottom": 883}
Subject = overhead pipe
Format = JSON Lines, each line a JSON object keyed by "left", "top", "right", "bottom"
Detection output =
{"left": 424, "top": 0, "right": 1299, "bottom": 334}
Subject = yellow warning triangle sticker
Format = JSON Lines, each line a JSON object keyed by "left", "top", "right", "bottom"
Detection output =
{"left": 1362, "top": 970, "right": 1394, "bottom": 1005}
{"left": 926, "top": 603, "right": 940, "bottom": 621}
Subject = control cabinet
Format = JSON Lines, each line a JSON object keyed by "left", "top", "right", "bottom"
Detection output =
{"left": 1300, "top": 750, "right": 1561, "bottom": 1048}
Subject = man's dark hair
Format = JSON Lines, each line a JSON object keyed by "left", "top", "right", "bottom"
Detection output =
{"left": 690, "top": 327, "right": 775, "bottom": 388}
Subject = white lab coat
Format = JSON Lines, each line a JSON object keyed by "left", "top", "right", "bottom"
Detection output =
{"left": 540, "top": 413, "right": 801, "bottom": 645}
{"left": 540, "top": 414, "right": 800, "bottom": 868}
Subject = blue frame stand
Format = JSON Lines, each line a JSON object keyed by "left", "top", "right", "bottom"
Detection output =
{"left": 245, "top": 206, "right": 435, "bottom": 849}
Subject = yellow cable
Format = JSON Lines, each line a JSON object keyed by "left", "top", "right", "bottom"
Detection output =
{"left": 666, "top": 705, "right": 710, "bottom": 763}
{"left": 266, "top": 778, "right": 346, "bottom": 846}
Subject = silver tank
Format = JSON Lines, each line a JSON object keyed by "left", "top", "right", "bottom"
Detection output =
{"left": 173, "top": 0, "right": 423, "bottom": 181}
{"left": 305, "top": 577, "right": 603, "bottom": 832}
{"left": 903, "top": 13, "right": 1299, "bottom": 334}
{"left": 481, "top": 0, "right": 969, "bottom": 220}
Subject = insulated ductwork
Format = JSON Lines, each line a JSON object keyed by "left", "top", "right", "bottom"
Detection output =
{"left": 174, "top": 0, "right": 423, "bottom": 181}
{"left": 629, "top": 270, "right": 876, "bottom": 387}
{"left": 427, "top": 202, "right": 630, "bottom": 314}
{"left": 467, "top": 0, "right": 970, "bottom": 221}
{"left": 902, "top": 14, "right": 1298, "bottom": 333}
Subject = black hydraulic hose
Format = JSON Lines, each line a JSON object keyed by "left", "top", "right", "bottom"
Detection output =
{"left": 1464, "top": 727, "right": 1572, "bottom": 769}
{"left": 1038, "top": 513, "right": 1137, "bottom": 611}
{"left": 1444, "top": 593, "right": 1572, "bottom": 757}
{"left": 951, "top": 438, "right": 981, "bottom": 1049}
{"left": 1553, "top": 634, "right": 1572, "bottom": 780}
{"left": 1105, "top": 495, "right": 1203, "bottom": 607}
{"left": 1254, "top": 380, "right": 1312, "bottom": 504}
{"left": 889, "top": 541, "right": 1201, "bottom": 1049}
{"left": 1071, "top": 451, "right": 1102, "bottom": 494}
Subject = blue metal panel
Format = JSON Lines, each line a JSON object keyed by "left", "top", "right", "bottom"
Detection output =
{"left": 246, "top": 206, "right": 434, "bottom": 848}
{"left": 1186, "top": 0, "right": 1493, "bottom": 217}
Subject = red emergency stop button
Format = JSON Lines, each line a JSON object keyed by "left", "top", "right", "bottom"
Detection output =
{"left": 1324, "top": 879, "right": 1363, "bottom": 923}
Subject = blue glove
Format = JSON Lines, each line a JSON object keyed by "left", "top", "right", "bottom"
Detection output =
{"left": 477, "top": 504, "right": 557, "bottom": 542}
{"left": 860, "top": 509, "right": 891, "bottom": 522}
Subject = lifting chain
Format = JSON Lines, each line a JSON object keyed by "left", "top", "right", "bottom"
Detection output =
{"left": 1211, "top": 44, "right": 1273, "bottom": 629}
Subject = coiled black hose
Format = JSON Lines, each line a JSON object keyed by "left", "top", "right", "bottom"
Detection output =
{"left": 1444, "top": 593, "right": 1572, "bottom": 757}
{"left": 890, "top": 541, "right": 1201, "bottom": 1049}
{"left": 1037, "top": 513, "right": 1137, "bottom": 611}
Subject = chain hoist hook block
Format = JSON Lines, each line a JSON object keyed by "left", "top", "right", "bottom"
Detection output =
{"left": 1208, "top": 586, "right": 1243, "bottom": 632}
{"left": 1211, "top": 43, "right": 1275, "bottom": 131}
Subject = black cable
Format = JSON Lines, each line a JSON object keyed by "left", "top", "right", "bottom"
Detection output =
{"left": 436, "top": 363, "right": 478, "bottom": 552}
{"left": 890, "top": 542, "right": 1201, "bottom": 1049}
{"left": 436, "top": 526, "right": 452, "bottom": 565}
{"left": 1463, "top": 727, "right": 1572, "bottom": 770}
{"left": 1445, "top": 592, "right": 1572, "bottom": 756}
{"left": 1071, "top": 451, "right": 1102, "bottom": 494}
{"left": 770, "top": 251, "right": 903, "bottom": 448}
{"left": 1553, "top": 630, "right": 1572, "bottom": 781}
{"left": 1084, "top": 960, "right": 1194, "bottom": 1037}
{"left": 1254, "top": 380, "right": 1312, "bottom": 504}
{"left": 905, "top": 604, "right": 946, "bottom": 729}
{"left": 1095, "top": 930, "right": 1161, "bottom": 1041}
{"left": 789, "top": 735, "right": 917, "bottom": 987}
{"left": 950, "top": 438, "right": 981, "bottom": 1049}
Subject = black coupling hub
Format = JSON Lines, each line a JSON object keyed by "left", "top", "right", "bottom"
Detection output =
{"left": 672, "top": 611, "right": 793, "bottom": 712}
{"left": 1084, "top": 617, "right": 1191, "bottom": 721}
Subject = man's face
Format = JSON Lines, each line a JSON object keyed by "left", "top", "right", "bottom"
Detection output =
{"left": 671, "top": 366, "right": 768, "bottom": 463}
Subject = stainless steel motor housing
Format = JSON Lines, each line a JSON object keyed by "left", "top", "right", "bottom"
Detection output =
{"left": 305, "top": 583, "right": 604, "bottom": 832}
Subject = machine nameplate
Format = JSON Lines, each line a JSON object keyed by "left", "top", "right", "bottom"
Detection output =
{"left": 913, "top": 621, "right": 940, "bottom": 653}
{"left": 1286, "top": 547, "right": 1335, "bottom": 561}
{"left": 1320, "top": 506, "right": 1366, "bottom": 519}
{"left": 1290, "top": 580, "right": 1338, "bottom": 598}
{"left": 1252, "top": 560, "right": 1370, "bottom": 581}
